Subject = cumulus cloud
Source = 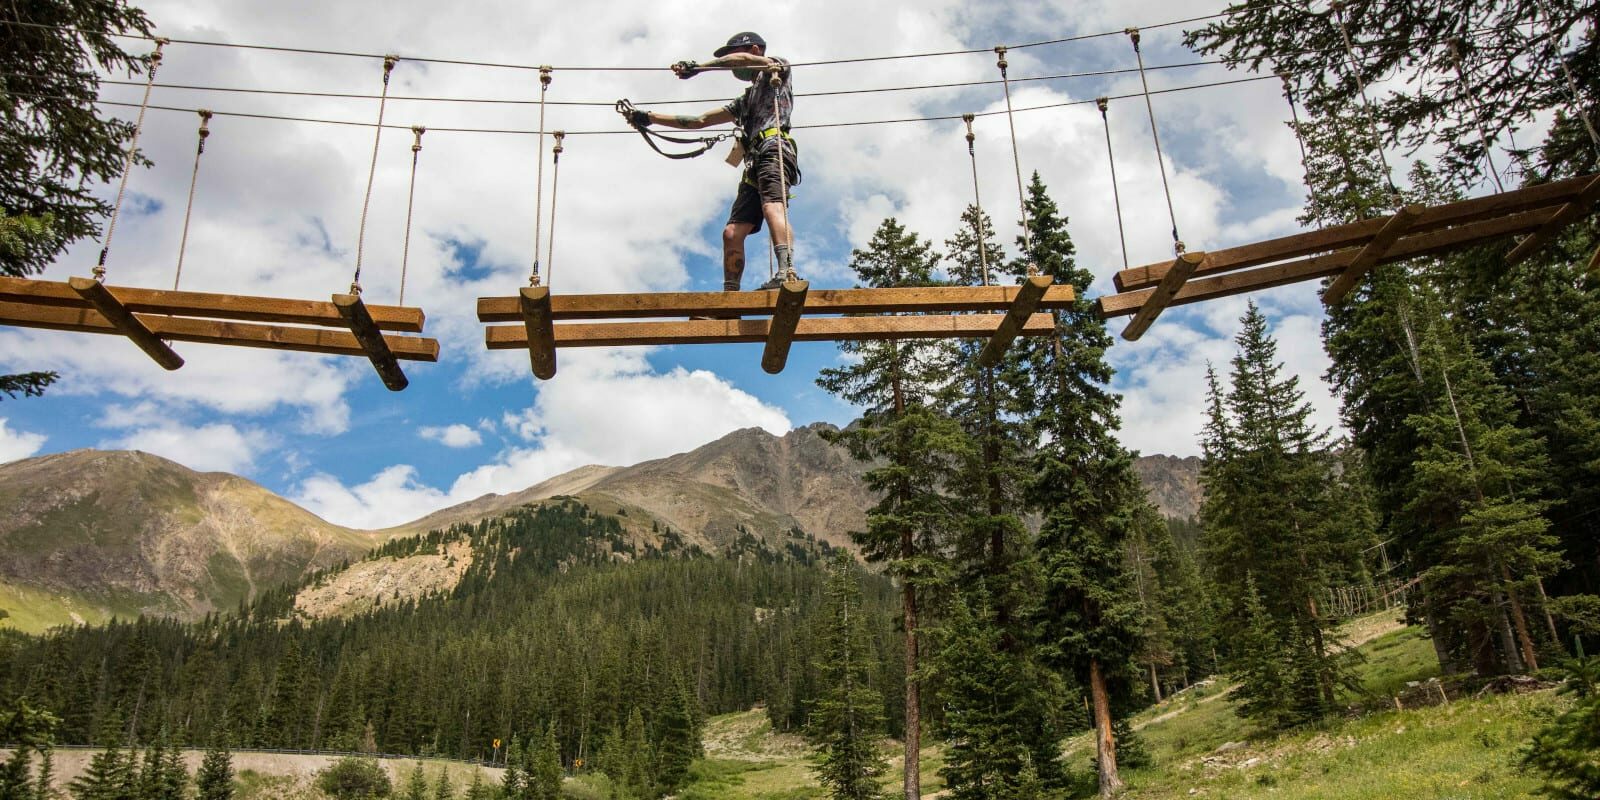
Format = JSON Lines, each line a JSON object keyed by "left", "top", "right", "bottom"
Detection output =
{"left": 419, "top": 423, "right": 483, "bottom": 448}
{"left": 0, "top": 419, "right": 47, "bottom": 464}
{"left": 101, "top": 422, "right": 272, "bottom": 473}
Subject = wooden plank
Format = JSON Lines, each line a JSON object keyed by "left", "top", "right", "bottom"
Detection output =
{"left": 0, "top": 277, "right": 425, "bottom": 332}
{"left": 485, "top": 312, "right": 1058, "bottom": 349}
{"left": 0, "top": 301, "right": 439, "bottom": 360}
{"left": 68, "top": 277, "right": 185, "bottom": 370}
{"left": 1098, "top": 207, "right": 1558, "bottom": 318}
{"left": 1121, "top": 253, "right": 1207, "bottom": 341}
{"left": 978, "top": 275, "right": 1052, "bottom": 365}
{"left": 334, "top": 294, "right": 409, "bottom": 391}
{"left": 477, "top": 284, "right": 1077, "bottom": 322}
{"left": 1113, "top": 173, "right": 1598, "bottom": 291}
{"left": 521, "top": 286, "right": 558, "bottom": 380}
{"left": 1504, "top": 175, "right": 1600, "bottom": 265}
{"left": 760, "top": 280, "right": 809, "bottom": 374}
{"left": 1322, "top": 204, "right": 1424, "bottom": 305}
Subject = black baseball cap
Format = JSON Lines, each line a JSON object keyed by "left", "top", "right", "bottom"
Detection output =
{"left": 714, "top": 31, "right": 766, "bottom": 57}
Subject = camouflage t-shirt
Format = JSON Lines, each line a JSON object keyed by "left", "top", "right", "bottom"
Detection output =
{"left": 723, "top": 57, "right": 793, "bottom": 153}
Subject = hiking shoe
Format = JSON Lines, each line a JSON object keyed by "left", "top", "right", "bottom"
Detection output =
{"left": 757, "top": 274, "right": 797, "bottom": 290}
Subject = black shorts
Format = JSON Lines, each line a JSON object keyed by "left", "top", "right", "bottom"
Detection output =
{"left": 727, "top": 142, "right": 800, "bottom": 232}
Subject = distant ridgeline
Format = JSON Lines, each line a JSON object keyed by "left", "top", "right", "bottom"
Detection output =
{"left": 0, "top": 500, "right": 902, "bottom": 762}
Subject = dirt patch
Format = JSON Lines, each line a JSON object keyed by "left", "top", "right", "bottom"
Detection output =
{"left": 0, "top": 749, "right": 502, "bottom": 795}
{"left": 294, "top": 541, "right": 473, "bottom": 619}
{"left": 702, "top": 709, "right": 810, "bottom": 762}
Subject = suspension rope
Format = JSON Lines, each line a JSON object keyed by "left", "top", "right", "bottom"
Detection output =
{"left": 1127, "top": 28, "right": 1184, "bottom": 254}
{"left": 94, "top": 38, "right": 167, "bottom": 281}
{"left": 545, "top": 131, "right": 565, "bottom": 287}
{"left": 352, "top": 54, "right": 397, "bottom": 295}
{"left": 994, "top": 47, "right": 1037, "bottom": 274}
{"left": 530, "top": 66, "right": 552, "bottom": 287}
{"left": 961, "top": 113, "right": 991, "bottom": 285}
{"left": 1539, "top": 0, "right": 1600, "bottom": 155}
{"left": 173, "top": 108, "right": 212, "bottom": 290}
{"left": 1278, "top": 74, "right": 1323, "bottom": 230}
{"left": 771, "top": 68, "right": 796, "bottom": 282}
{"left": 1329, "top": 1, "right": 1401, "bottom": 208}
{"left": 1445, "top": 38, "right": 1505, "bottom": 192}
{"left": 1096, "top": 98, "right": 1130, "bottom": 269}
{"left": 399, "top": 125, "right": 425, "bottom": 306}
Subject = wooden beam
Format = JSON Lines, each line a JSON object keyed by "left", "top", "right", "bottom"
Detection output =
{"left": 1113, "top": 173, "right": 1598, "bottom": 291}
{"left": 485, "top": 312, "right": 1057, "bottom": 349}
{"left": 520, "top": 286, "right": 558, "bottom": 380}
{"left": 68, "top": 277, "right": 184, "bottom": 370}
{"left": 0, "top": 302, "right": 439, "bottom": 360}
{"left": 0, "top": 277, "right": 425, "bottom": 332}
{"left": 477, "top": 283, "right": 1077, "bottom": 322}
{"left": 1121, "top": 253, "right": 1207, "bottom": 341}
{"left": 978, "top": 275, "right": 1052, "bottom": 365}
{"left": 1504, "top": 175, "right": 1600, "bottom": 265}
{"left": 334, "top": 294, "right": 409, "bottom": 391}
{"left": 1322, "top": 204, "right": 1424, "bottom": 305}
{"left": 760, "top": 280, "right": 809, "bottom": 374}
{"left": 1098, "top": 207, "right": 1558, "bottom": 318}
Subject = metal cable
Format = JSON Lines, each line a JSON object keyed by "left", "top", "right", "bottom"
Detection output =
{"left": 1331, "top": 1, "right": 1400, "bottom": 207}
{"left": 95, "top": 38, "right": 167, "bottom": 280}
{"left": 994, "top": 47, "right": 1037, "bottom": 272}
{"left": 1278, "top": 75, "right": 1321, "bottom": 230}
{"left": 546, "top": 132, "right": 565, "bottom": 286}
{"left": 530, "top": 66, "right": 551, "bottom": 287}
{"left": 772, "top": 69, "right": 796, "bottom": 281}
{"left": 399, "top": 125, "right": 425, "bottom": 306}
{"left": 961, "top": 113, "right": 990, "bottom": 285}
{"left": 1129, "top": 28, "right": 1184, "bottom": 253}
{"left": 1096, "top": 98, "right": 1130, "bottom": 269}
{"left": 173, "top": 109, "right": 212, "bottom": 290}
{"left": 1446, "top": 38, "right": 1505, "bottom": 192}
{"left": 352, "top": 55, "right": 397, "bottom": 294}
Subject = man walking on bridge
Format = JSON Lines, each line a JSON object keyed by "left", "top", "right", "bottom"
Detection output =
{"left": 626, "top": 32, "right": 801, "bottom": 292}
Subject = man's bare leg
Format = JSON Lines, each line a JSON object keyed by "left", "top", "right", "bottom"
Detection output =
{"left": 722, "top": 221, "right": 757, "bottom": 291}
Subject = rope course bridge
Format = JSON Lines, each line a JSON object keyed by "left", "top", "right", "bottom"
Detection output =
{"left": 2, "top": 6, "right": 1594, "bottom": 382}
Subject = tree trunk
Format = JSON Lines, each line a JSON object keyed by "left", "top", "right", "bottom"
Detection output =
{"left": 1149, "top": 663, "right": 1163, "bottom": 704}
{"left": 1535, "top": 577, "right": 1562, "bottom": 652}
{"left": 903, "top": 579, "right": 920, "bottom": 800}
{"left": 1493, "top": 592, "right": 1523, "bottom": 674}
{"left": 1424, "top": 608, "right": 1460, "bottom": 676}
{"left": 1500, "top": 565, "right": 1539, "bottom": 672}
{"left": 1089, "top": 658, "right": 1123, "bottom": 798}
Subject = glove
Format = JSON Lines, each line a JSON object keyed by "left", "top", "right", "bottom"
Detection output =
{"left": 628, "top": 109, "right": 652, "bottom": 128}
{"left": 672, "top": 60, "right": 702, "bottom": 79}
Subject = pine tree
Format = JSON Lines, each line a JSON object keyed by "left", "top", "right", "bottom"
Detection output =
{"left": 500, "top": 737, "right": 524, "bottom": 799}
{"left": 194, "top": 740, "right": 233, "bottom": 800}
{"left": 67, "top": 744, "right": 135, "bottom": 800}
{"left": 1521, "top": 654, "right": 1600, "bottom": 800}
{"left": 807, "top": 553, "right": 888, "bottom": 800}
{"left": 653, "top": 684, "right": 694, "bottom": 796}
{"left": 33, "top": 748, "right": 57, "bottom": 800}
{"left": 403, "top": 762, "right": 429, "bottom": 800}
{"left": 1, "top": 699, "right": 59, "bottom": 800}
{"left": 528, "top": 724, "right": 563, "bottom": 800}
{"left": 1230, "top": 575, "right": 1295, "bottom": 728}
{"left": 817, "top": 217, "right": 965, "bottom": 800}
{"left": 432, "top": 768, "right": 454, "bottom": 800}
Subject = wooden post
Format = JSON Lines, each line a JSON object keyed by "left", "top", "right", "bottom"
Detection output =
{"left": 978, "top": 275, "right": 1052, "bottom": 366}
{"left": 1435, "top": 680, "right": 1449, "bottom": 706}
{"left": 1322, "top": 204, "right": 1423, "bottom": 304}
{"left": 1122, "top": 252, "right": 1206, "bottom": 341}
{"left": 68, "top": 277, "right": 184, "bottom": 370}
{"left": 1505, "top": 174, "right": 1600, "bottom": 265}
{"left": 760, "top": 280, "right": 808, "bottom": 374}
{"left": 520, "top": 286, "right": 557, "bottom": 380}
{"left": 334, "top": 293, "right": 409, "bottom": 391}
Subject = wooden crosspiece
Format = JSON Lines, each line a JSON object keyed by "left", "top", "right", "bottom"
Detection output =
{"left": 1098, "top": 174, "right": 1600, "bottom": 331}
{"left": 1, "top": 277, "right": 437, "bottom": 386}
{"left": 480, "top": 282, "right": 1075, "bottom": 380}
{"left": 1120, "top": 252, "right": 1206, "bottom": 341}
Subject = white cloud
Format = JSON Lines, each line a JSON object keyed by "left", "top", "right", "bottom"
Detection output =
{"left": 419, "top": 423, "right": 483, "bottom": 448}
{"left": 101, "top": 422, "right": 271, "bottom": 473}
{"left": 0, "top": 419, "right": 47, "bottom": 464}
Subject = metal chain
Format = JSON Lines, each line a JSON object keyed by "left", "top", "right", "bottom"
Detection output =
{"left": 530, "top": 66, "right": 552, "bottom": 286}
{"left": 173, "top": 109, "right": 212, "bottom": 290}
{"left": 399, "top": 125, "right": 426, "bottom": 306}
{"left": 1096, "top": 98, "right": 1130, "bottom": 268}
{"left": 1128, "top": 29, "right": 1185, "bottom": 254}
{"left": 961, "top": 113, "right": 990, "bottom": 285}
{"left": 96, "top": 38, "right": 168, "bottom": 281}
{"left": 352, "top": 54, "right": 397, "bottom": 294}
{"left": 546, "top": 131, "right": 565, "bottom": 286}
{"left": 994, "top": 47, "right": 1038, "bottom": 274}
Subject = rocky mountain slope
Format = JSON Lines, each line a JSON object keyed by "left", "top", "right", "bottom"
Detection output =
{"left": 1131, "top": 454, "right": 1204, "bottom": 520}
{"left": 0, "top": 449, "right": 380, "bottom": 632}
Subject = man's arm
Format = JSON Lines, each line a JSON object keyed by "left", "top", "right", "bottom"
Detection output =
{"left": 648, "top": 106, "right": 734, "bottom": 130}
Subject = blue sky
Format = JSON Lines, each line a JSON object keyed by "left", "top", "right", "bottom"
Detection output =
{"left": 3, "top": 0, "right": 1483, "bottom": 528}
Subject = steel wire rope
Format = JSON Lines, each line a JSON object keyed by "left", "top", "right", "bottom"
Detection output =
{"left": 1330, "top": 0, "right": 1401, "bottom": 210}
{"left": 994, "top": 47, "right": 1037, "bottom": 273}
{"left": 95, "top": 38, "right": 167, "bottom": 281}
{"left": 546, "top": 132, "right": 565, "bottom": 286}
{"left": 1445, "top": 38, "right": 1505, "bottom": 192}
{"left": 173, "top": 109, "right": 212, "bottom": 290}
{"left": 351, "top": 54, "right": 397, "bottom": 294}
{"left": 530, "top": 66, "right": 552, "bottom": 287}
{"left": 1128, "top": 28, "right": 1185, "bottom": 253}
{"left": 399, "top": 125, "right": 425, "bottom": 305}
{"left": 961, "top": 113, "right": 990, "bottom": 285}
{"left": 1096, "top": 98, "right": 1130, "bottom": 269}
{"left": 771, "top": 68, "right": 796, "bottom": 282}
